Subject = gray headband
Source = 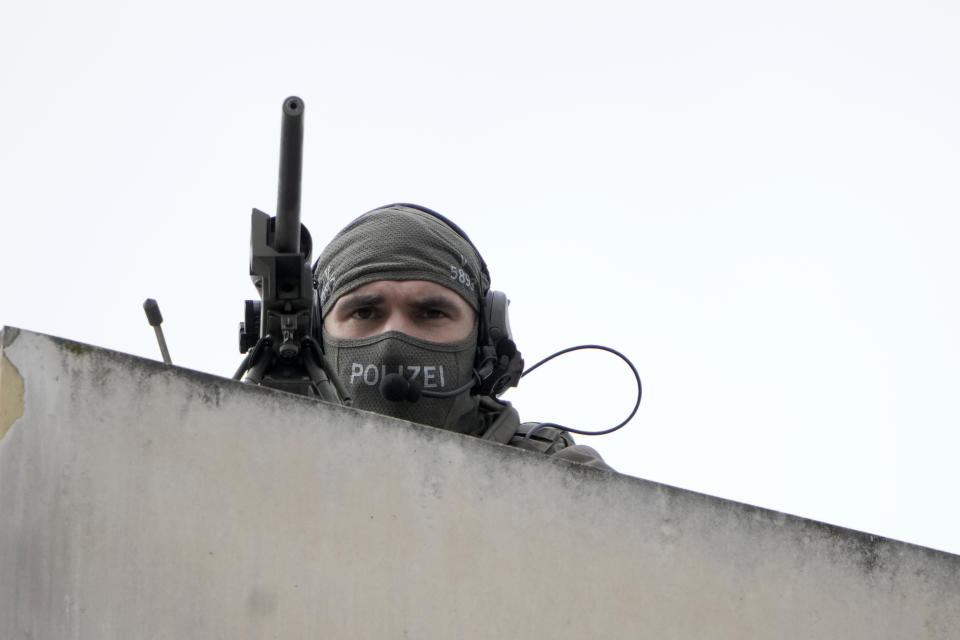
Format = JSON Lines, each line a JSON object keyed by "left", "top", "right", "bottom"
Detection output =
{"left": 313, "top": 204, "right": 490, "bottom": 317}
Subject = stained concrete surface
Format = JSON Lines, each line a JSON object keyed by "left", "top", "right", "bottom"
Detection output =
{"left": 1, "top": 326, "right": 958, "bottom": 639}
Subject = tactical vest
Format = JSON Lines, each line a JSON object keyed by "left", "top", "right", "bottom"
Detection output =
{"left": 508, "top": 423, "right": 575, "bottom": 455}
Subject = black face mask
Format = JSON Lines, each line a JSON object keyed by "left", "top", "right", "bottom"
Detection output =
{"left": 322, "top": 328, "right": 481, "bottom": 433}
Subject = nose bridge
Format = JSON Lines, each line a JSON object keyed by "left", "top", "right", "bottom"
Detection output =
{"left": 380, "top": 308, "right": 415, "bottom": 336}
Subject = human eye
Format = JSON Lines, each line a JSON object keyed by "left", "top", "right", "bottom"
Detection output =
{"left": 425, "top": 307, "right": 449, "bottom": 319}
{"left": 413, "top": 303, "right": 453, "bottom": 322}
{"left": 350, "top": 306, "right": 377, "bottom": 320}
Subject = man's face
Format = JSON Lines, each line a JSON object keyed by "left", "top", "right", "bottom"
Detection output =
{"left": 324, "top": 279, "right": 476, "bottom": 343}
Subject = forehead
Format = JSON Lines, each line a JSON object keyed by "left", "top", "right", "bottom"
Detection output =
{"left": 334, "top": 279, "right": 472, "bottom": 308}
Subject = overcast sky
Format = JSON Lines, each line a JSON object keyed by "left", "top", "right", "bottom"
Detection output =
{"left": 2, "top": 0, "right": 958, "bottom": 555}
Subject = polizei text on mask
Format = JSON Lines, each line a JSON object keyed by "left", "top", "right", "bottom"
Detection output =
{"left": 350, "top": 364, "right": 447, "bottom": 388}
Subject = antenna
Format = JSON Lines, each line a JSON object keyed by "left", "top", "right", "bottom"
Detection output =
{"left": 142, "top": 298, "right": 173, "bottom": 365}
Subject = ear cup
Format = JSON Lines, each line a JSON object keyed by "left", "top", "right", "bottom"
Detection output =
{"left": 475, "top": 290, "right": 524, "bottom": 396}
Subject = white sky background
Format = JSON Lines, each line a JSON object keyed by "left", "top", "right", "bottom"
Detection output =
{"left": 2, "top": 1, "right": 958, "bottom": 554}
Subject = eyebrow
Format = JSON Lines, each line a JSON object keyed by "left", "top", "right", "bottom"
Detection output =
{"left": 407, "top": 295, "right": 462, "bottom": 314}
{"left": 337, "top": 293, "right": 384, "bottom": 311}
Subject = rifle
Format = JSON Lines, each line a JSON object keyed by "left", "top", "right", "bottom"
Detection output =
{"left": 232, "top": 97, "right": 348, "bottom": 404}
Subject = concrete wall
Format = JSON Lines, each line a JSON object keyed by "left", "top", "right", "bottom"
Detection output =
{"left": 1, "top": 326, "right": 959, "bottom": 639}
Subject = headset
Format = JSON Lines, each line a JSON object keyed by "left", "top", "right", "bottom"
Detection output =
{"left": 313, "top": 203, "right": 525, "bottom": 398}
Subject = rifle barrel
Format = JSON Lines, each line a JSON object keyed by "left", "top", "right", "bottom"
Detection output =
{"left": 275, "top": 96, "right": 304, "bottom": 254}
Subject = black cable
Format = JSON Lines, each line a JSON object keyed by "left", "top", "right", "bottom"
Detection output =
{"left": 520, "top": 344, "right": 642, "bottom": 437}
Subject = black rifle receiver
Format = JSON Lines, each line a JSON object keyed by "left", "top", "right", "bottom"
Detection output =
{"left": 233, "top": 97, "right": 349, "bottom": 404}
